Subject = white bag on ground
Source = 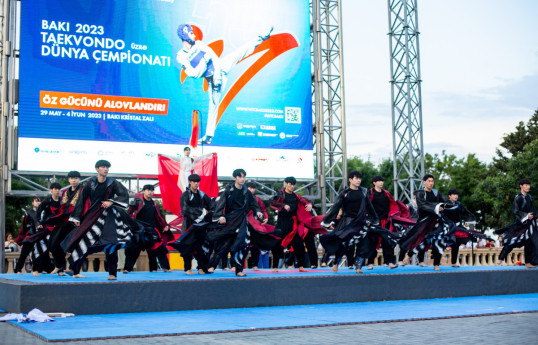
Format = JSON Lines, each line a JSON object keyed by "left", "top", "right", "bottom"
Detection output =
{"left": 0, "top": 308, "right": 55, "bottom": 323}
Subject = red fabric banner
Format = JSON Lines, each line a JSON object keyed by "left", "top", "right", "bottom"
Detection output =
{"left": 157, "top": 153, "right": 219, "bottom": 216}
{"left": 194, "top": 153, "right": 219, "bottom": 198}
{"left": 189, "top": 110, "right": 200, "bottom": 149}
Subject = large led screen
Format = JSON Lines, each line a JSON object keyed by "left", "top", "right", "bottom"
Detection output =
{"left": 18, "top": 0, "right": 313, "bottom": 178}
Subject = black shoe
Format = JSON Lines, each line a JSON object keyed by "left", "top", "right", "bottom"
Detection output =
{"left": 198, "top": 135, "right": 213, "bottom": 145}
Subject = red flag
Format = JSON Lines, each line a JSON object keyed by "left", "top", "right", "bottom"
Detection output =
{"left": 189, "top": 110, "right": 200, "bottom": 149}
{"left": 157, "top": 153, "right": 219, "bottom": 216}
{"left": 195, "top": 153, "right": 219, "bottom": 198}
{"left": 157, "top": 155, "right": 182, "bottom": 216}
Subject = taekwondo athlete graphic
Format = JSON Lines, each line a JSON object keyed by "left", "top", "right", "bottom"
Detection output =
{"left": 175, "top": 24, "right": 273, "bottom": 145}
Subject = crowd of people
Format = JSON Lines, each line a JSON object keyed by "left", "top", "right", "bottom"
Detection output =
{"left": 9, "top": 159, "right": 538, "bottom": 280}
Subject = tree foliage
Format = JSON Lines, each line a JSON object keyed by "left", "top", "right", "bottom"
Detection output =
{"left": 493, "top": 109, "right": 538, "bottom": 171}
{"left": 344, "top": 109, "right": 537, "bottom": 231}
{"left": 475, "top": 139, "right": 538, "bottom": 229}
{"left": 5, "top": 178, "right": 49, "bottom": 237}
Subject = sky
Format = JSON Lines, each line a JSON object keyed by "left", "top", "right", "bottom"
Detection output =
{"left": 341, "top": 0, "right": 538, "bottom": 163}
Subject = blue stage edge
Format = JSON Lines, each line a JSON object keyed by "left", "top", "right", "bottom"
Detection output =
{"left": 9, "top": 294, "right": 538, "bottom": 341}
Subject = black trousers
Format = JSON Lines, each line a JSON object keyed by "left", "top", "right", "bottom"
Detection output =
{"left": 271, "top": 246, "right": 284, "bottom": 269}
{"left": 148, "top": 244, "right": 170, "bottom": 271}
{"left": 367, "top": 234, "right": 396, "bottom": 265}
{"left": 250, "top": 246, "right": 261, "bottom": 267}
{"left": 399, "top": 248, "right": 426, "bottom": 263}
{"left": 182, "top": 246, "right": 208, "bottom": 272}
{"left": 288, "top": 232, "right": 306, "bottom": 268}
{"left": 272, "top": 232, "right": 306, "bottom": 268}
{"left": 230, "top": 247, "right": 248, "bottom": 273}
{"left": 417, "top": 247, "right": 443, "bottom": 266}
{"left": 124, "top": 240, "right": 141, "bottom": 272}
{"left": 270, "top": 246, "right": 283, "bottom": 269}
{"left": 49, "top": 224, "right": 73, "bottom": 272}
{"left": 321, "top": 251, "right": 331, "bottom": 265}
{"left": 209, "top": 235, "right": 250, "bottom": 273}
{"left": 334, "top": 235, "right": 371, "bottom": 265}
{"left": 124, "top": 241, "right": 171, "bottom": 272}
{"left": 499, "top": 238, "right": 536, "bottom": 264}
{"left": 73, "top": 248, "right": 118, "bottom": 276}
{"left": 450, "top": 238, "right": 469, "bottom": 264}
{"left": 221, "top": 248, "right": 230, "bottom": 268}
{"left": 14, "top": 243, "right": 32, "bottom": 273}
{"left": 14, "top": 244, "right": 33, "bottom": 273}
{"left": 303, "top": 232, "right": 318, "bottom": 267}
{"left": 524, "top": 242, "right": 536, "bottom": 265}
{"left": 209, "top": 237, "right": 234, "bottom": 270}
{"left": 14, "top": 243, "right": 54, "bottom": 273}
{"left": 524, "top": 242, "right": 535, "bottom": 264}
{"left": 344, "top": 244, "right": 356, "bottom": 266}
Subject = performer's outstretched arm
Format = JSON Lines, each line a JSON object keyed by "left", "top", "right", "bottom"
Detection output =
{"left": 212, "top": 189, "right": 227, "bottom": 222}
{"left": 321, "top": 192, "right": 345, "bottom": 227}
{"left": 365, "top": 194, "right": 380, "bottom": 226}
{"left": 111, "top": 180, "right": 129, "bottom": 207}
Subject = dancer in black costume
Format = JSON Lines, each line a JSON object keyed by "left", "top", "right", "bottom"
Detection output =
{"left": 495, "top": 178, "right": 538, "bottom": 268}
{"left": 320, "top": 171, "right": 398, "bottom": 273}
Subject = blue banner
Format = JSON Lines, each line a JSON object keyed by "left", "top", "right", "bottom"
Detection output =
{"left": 19, "top": 0, "right": 312, "bottom": 151}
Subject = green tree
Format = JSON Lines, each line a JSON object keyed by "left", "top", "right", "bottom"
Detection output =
{"left": 493, "top": 109, "right": 538, "bottom": 171}
{"left": 377, "top": 158, "right": 394, "bottom": 195}
{"left": 346, "top": 156, "right": 378, "bottom": 190}
{"left": 424, "top": 151, "right": 459, "bottom": 192}
{"left": 447, "top": 154, "right": 489, "bottom": 229}
{"left": 422, "top": 151, "right": 490, "bottom": 229}
{"left": 5, "top": 177, "right": 54, "bottom": 237}
{"left": 476, "top": 133, "right": 538, "bottom": 229}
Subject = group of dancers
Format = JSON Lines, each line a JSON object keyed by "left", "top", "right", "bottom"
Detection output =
{"left": 12, "top": 159, "right": 538, "bottom": 280}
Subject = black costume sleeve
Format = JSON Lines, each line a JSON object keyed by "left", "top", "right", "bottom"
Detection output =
{"left": 270, "top": 193, "right": 286, "bottom": 212}
{"left": 247, "top": 190, "right": 262, "bottom": 215}
{"left": 127, "top": 198, "right": 140, "bottom": 217}
{"left": 364, "top": 189, "right": 380, "bottom": 225}
{"left": 70, "top": 185, "right": 91, "bottom": 222}
{"left": 110, "top": 180, "right": 129, "bottom": 207}
{"left": 321, "top": 191, "right": 345, "bottom": 226}
{"left": 212, "top": 189, "right": 227, "bottom": 222}
{"left": 416, "top": 190, "right": 443, "bottom": 217}
{"left": 181, "top": 191, "right": 207, "bottom": 223}
{"left": 460, "top": 204, "right": 476, "bottom": 222}
{"left": 203, "top": 193, "right": 215, "bottom": 213}
{"left": 512, "top": 194, "right": 529, "bottom": 222}
{"left": 36, "top": 198, "right": 49, "bottom": 225}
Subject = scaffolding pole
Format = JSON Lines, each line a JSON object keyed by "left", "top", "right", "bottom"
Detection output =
{"left": 388, "top": 0, "right": 425, "bottom": 203}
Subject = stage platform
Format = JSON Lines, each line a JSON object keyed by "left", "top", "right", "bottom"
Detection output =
{"left": 7, "top": 294, "right": 538, "bottom": 341}
{"left": 0, "top": 266, "right": 537, "bottom": 315}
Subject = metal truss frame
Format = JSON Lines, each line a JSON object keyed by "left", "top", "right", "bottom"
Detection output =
{"left": 388, "top": 0, "right": 425, "bottom": 203}
{"left": 0, "top": 0, "right": 12, "bottom": 272}
{"left": 251, "top": 0, "right": 348, "bottom": 209}
{"left": 312, "top": 0, "right": 347, "bottom": 212}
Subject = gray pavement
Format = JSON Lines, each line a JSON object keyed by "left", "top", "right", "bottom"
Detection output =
{"left": 0, "top": 312, "right": 536, "bottom": 345}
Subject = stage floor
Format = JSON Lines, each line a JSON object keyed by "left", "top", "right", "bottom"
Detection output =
{"left": 2, "top": 266, "right": 537, "bottom": 315}
{"left": 7, "top": 294, "right": 538, "bottom": 341}
{"left": 0, "top": 265, "right": 532, "bottom": 284}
